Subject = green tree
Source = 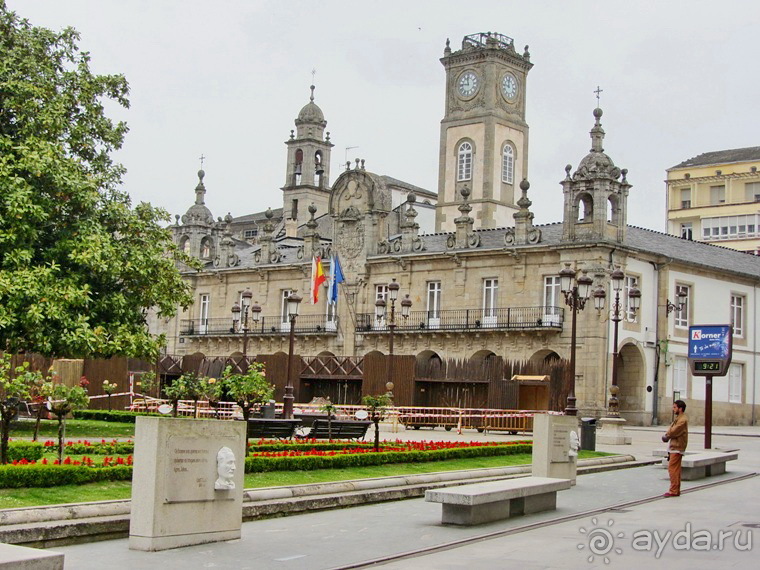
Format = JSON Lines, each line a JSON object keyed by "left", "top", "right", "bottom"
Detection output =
{"left": 44, "top": 379, "right": 89, "bottom": 462}
{"left": 219, "top": 363, "right": 274, "bottom": 422}
{"left": 319, "top": 398, "right": 338, "bottom": 441}
{"left": 163, "top": 372, "right": 208, "bottom": 418}
{"left": 0, "top": 354, "right": 43, "bottom": 464}
{"left": 362, "top": 393, "right": 392, "bottom": 452}
{"left": 0, "top": 3, "right": 197, "bottom": 360}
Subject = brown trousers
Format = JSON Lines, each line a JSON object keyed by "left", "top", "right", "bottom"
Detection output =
{"left": 668, "top": 452, "right": 682, "bottom": 495}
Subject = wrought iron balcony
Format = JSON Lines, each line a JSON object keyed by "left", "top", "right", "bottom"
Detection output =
{"left": 355, "top": 306, "right": 563, "bottom": 333}
{"left": 180, "top": 315, "right": 339, "bottom": 336}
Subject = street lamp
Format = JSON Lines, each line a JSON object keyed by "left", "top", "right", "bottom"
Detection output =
{"left": 665, "top": 289, "right": 687, "bottom": 315}
{"left": 231, "top": 289, "right": 260, "bottom": 357}
{"left": 375, "top": 279, "right": 412, "bottom": 400}
{"left": 560, "top": 263, "right": 605, "bottom": 416}
{"left": 607, "top": 267, "right": 641, "bottom": 417}
{"left": 283, "top": 292, "right": 302, "bottom": 419}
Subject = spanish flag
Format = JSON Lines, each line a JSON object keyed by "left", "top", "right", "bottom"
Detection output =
{"left": 311, "top": 256, "right": 326, "bottom": 304}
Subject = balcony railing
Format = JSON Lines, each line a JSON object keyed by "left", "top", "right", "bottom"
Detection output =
{"left": 355, "top": 306, "right": 563, "bottom": 333}
{"left": 180, "top": 315, "right": 339, "bottom": 336}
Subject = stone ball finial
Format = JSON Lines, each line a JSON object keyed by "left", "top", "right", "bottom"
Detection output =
{"left": 407, "top": 192, "right": 417, "bottom": 204}
{"left": 198, "top": 169, "right": 205, "bottom": 181}
{"left": 224, "top": 212, "right": 233, "bottom": 223}
{"left": 593, "top": 107, "right": 603, "bottom": 119}
{"left": 265, "top": 207, "right": 273, "bottom": 219}
{"left": 565, "top": 164, "right": 572, "bottom": 174}
{"left": 308, "top": 203, "right": 317, "bottom": 216}
{"left": 520, "top": 179, "right": 530, "bottom": 192}
{"left": 460, "top": 185, "right": 471, "bottom": 200}
{"left": 174, "top": 214, "right": 180, "bottom": 224}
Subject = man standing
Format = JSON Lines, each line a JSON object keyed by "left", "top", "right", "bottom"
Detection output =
{"left": 662, "top": 400, "right": 688, "bottom": 497}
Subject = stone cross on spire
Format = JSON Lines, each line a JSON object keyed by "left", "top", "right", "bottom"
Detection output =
{"left": 199, "top": 153, "right": 205, "bottom": 170}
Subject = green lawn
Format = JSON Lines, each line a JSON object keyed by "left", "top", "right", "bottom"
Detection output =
{"left": 0, "top": 450, "right": 611, "bottom": 509}
{"left": 9, "top": 419, "right": 135, "bottom": 440}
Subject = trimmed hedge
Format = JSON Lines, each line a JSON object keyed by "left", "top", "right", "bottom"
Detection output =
{"left": 245, "top": 443, "right": 532, "bottom": 472}
{"left": 7, "top": 442, "right": 45, "bottom": 461}
{"left": 0, "top": 465, "right": 133, "bottom": 488}
{"left": 72, "top": 410, "right": 155, "bottom": 423}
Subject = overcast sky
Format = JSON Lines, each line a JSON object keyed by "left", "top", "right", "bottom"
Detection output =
{"left": 10, "top": 0, "right": 759, "bottom": 232}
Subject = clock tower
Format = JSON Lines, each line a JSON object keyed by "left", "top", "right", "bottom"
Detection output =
{"left": 435, "top": 32, "right": 533, "bottom": 232}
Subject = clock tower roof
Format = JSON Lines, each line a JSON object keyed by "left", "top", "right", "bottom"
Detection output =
{"left": 573, "top": 107, "right": 620, "bottom": 180}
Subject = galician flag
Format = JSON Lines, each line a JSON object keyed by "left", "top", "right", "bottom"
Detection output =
{"left": 327, "top": 254, "right": 345, "bottom": 305}
{"left": 311, "top": 256, "right": 326, "bottom": 304}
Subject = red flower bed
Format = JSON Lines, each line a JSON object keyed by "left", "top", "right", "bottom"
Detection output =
{"left": 10, "top": 456, "right": 133, "bottom": 467}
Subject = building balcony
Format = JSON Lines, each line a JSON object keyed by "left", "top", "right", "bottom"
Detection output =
{"left": 355, "top": 306, "right": 564, "bottom": 334}
{"left": 180, "top": 315, "right": 339, "bottom": 337}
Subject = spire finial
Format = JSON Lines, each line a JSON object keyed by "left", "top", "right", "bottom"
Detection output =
{"left": 594, "top": 85, "right": 603, "bottom": 107}
{"left": 199, "top": 153, "right": 206, "bottom": 170}
{"left": 309, "top": 84, "right": 315, "bottom": 102}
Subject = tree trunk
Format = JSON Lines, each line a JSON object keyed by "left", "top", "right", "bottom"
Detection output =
{"left": 107, "top": 394, "right": 112, "bottom": 412}
{"left": 373, "top": 418, "right": 380, "bottom": 452}
{"left": 172, "top": 400, "right": 178, "bottom": 417}
{"left": 0, "top": 413, "right": 11, "bottom": 465}
{"left": 242, "top": 404, "right": 251, "bottom": 423}
{"left": 32, "top": 404, "right": 46, "bottom": 442}
{"left": 328, "top": 416, "right": 333, "bottom": 442}
{"left": 57, "top": 416, "right": 66, "bottom": 462}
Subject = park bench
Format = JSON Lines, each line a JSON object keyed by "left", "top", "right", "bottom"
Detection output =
{"left": 296, "top": 419, "right": 372, "bottom": 440}
{"left": 245, "top": 418, "right": 302, "bottom": 440}
{"left": 681, "top": 451, "right": 738, "bottom": 480}
{"left": 425, "top": 476, "right": 571, "bottom": 525}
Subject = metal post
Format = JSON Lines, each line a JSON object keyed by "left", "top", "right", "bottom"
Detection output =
{"left": 242, "top": 309, "right": 249, "bottom": 357}
{"left": 284, "top": 314, "right": 296, "bottom": 419}
{"left": 609, "top": 289, "right": 621, "bottom": 417}
{"left": 705, "top": 377, "right": 713, "bottom": 449}
{"left": 388, "top": 298, "right": 395, "bottom": 392}
{"left": 566, "top": 289, "right": 578, "bottom": 416}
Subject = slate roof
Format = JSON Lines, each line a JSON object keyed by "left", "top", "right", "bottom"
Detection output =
{"left": 669, "top": 147, "right": 760, "bottom": 170}
{"left": 379, "top": 176, "right": 437, "bottom": 199}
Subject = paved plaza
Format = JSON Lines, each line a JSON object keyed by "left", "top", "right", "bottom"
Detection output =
{"left": 52, "top": 424, "right": 759, "bottom": 569}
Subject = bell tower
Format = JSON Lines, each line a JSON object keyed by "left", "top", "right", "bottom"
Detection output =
{"left": 282, "top": 85, "right": 334, "bottom": 230}
{"left": 435, "top": 32, "right": 533, "bottom": 232}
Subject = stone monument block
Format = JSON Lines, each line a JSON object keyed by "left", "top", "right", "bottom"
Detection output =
{"left": 532, "top": 414, "right": 578, "bottom": 484}
{"left": 129, "top": 417, "right": 246, "bottom": 551}
{"left": 0, "top": 544, "right": 64, "bottom": 569}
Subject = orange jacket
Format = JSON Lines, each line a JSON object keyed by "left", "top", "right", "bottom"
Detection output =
{"left": 665, "top": 413, "right": 689, "bottom": 452}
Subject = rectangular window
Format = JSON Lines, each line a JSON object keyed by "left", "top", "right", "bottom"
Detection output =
{"left": 745, "top": 181, "right": 760, "bottom": 202}
{"left": 680, "top": 223, "right": 692, "bottom": 240}
{"left": 624, "top": 276, "right": 639, "bottom": 322}
{"left": 483, "top": 279, "right": 498, "bottom": 316}
{"left": 243, "top": 229, "right": 258, "bottom": 239}
{"left": 731, "top": 294, "right": 745, "bottom": 337}
{"left": 374, "top": 285, "right": 388, "bottom": 328}
{"left": 543, "top": 276, "right": 561, "bottom": 325}
{"left": 680, "top": 188, "right": 691, "bottom": 209}
{"left": 673, "top": 357, "right": 688, "bottom": 396}
{"left": 729, "top": 364, "right": 742, "bottom": 403}
{"left": 427, "top": 281, "right": 442, "bottom": 320}
{"left": 199, "top": 294, "right": 210, "bottom": 334}
{"left": 674, "top": 284, "right": 689, "bottom": 328}
{"left": 710, "top": 185, "right": 725, "bottom": 205}
{"left": 280, "top": 289, "right": 293, "bottom": 328}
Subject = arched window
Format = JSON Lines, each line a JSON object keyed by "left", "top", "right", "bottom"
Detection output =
{"left": 501, "top": 144, "right": 514, "bottom": 184}
{"left": 180, "top": 236, "right": 190, "bottom": 254}
{"left": 200, "top": 238, "right": 212, "bottom": 259}
{"left": 457, "top": 142, "right": 472, "bottom": 181}
{"left": 294, "top": 149, "right": 303, "bottom": 184}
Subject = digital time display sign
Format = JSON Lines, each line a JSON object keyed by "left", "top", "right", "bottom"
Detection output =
{"left": 688, "top": 325, "right": 732, "bottom": 376}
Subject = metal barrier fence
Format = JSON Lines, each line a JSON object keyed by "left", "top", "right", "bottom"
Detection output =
{"left": 126, "top": 398, "right": 551, "bottom": 433}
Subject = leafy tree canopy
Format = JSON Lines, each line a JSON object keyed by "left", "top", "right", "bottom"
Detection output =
{"left": 0, "top": 3, "right": 197, "bottom": 358}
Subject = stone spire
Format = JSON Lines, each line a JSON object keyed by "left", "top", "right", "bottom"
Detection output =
{"left": 303, "top": 203, "right": 321, "bottom": 259}
{"left": 506, "top": 179, "right": 542, "bottom": 245}
{"left": 214, "top": 213, "right": 239, "bottom": 268}
{"left": 448, "top": 186, "right": 480, "bottom": 249}
{"left": 255, "top": 207, "right": 281, "bottom": 264}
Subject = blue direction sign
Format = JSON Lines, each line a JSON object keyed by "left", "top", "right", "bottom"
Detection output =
{"left": 688, "top": 324, "right": 732, "bottom": 376}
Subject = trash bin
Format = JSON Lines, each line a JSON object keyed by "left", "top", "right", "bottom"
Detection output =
{"left": 580, "top": 417, "right": 596, "bottom": 451}
{"left": 261, "top": 400, "right": 276, "bottom": 419}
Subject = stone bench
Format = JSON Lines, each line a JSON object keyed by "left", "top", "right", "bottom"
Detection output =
{"left": 424, "top": 476, "right": 571, "bottom": 525}
{"left": 681, "top": 451, "right": 738, "bottom": 480}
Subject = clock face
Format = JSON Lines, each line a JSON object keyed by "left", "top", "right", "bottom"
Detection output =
{"left": 457, "top": 71, "right": 479, "bottom": 97}
{"left": 501, "top": 73, "right": 518, "bottom": 100}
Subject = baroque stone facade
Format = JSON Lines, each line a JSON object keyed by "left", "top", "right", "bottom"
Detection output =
{"left": 160, "top": 32, "right": 760, "bottom": 426}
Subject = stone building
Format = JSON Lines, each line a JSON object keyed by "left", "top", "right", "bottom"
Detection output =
{"left": 162, "top": 32, "right": 760, "bottom": 426}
